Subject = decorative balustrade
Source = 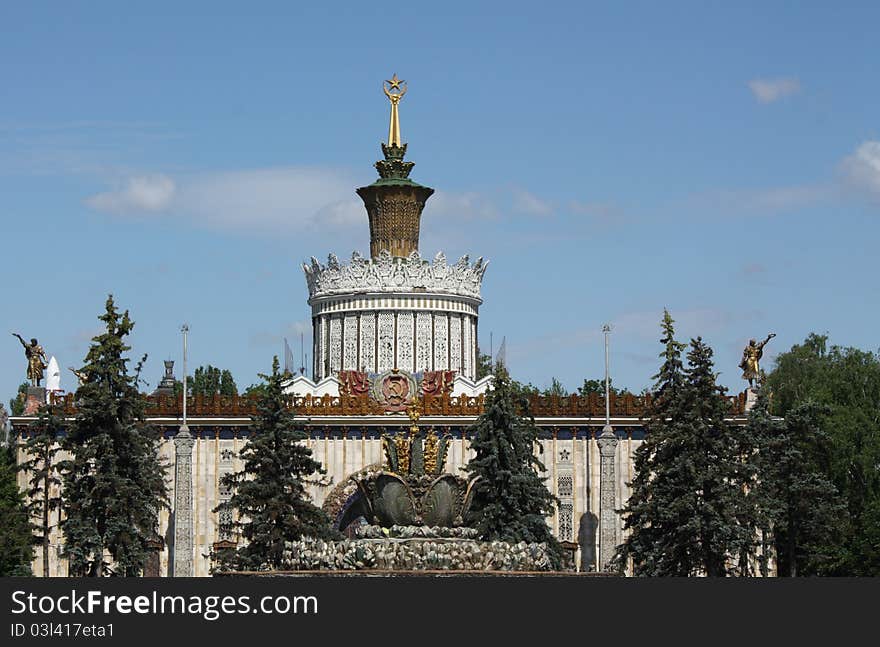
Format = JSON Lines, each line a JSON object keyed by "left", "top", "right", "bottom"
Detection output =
{"left": 47, "top": 390, "right": 747, "bottom": 418}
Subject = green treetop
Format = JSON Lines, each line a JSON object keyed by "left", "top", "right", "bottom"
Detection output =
{"left": 60, "top": 295, "right": 168, "bottom": 576}
{"left": 465, "top": 365, "right": 561, "bottom": 568}
{"left": 214, "top": 357, "right": 335, "bottom": 571}
{"left": 764, "top": 333, "right": 880, "bottom": 575}
{"left": 616, "top": 312, "right": 745, "bottom": 576}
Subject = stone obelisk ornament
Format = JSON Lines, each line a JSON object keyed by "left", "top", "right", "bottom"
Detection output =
{"left": 356, "top": 73, "right": 434, "bottom": 259}
{"left": 739, "top": 333, "right": 776, "bottom": 389}
{"left": 13, "top": 333, "right": 48, "bottom": 387}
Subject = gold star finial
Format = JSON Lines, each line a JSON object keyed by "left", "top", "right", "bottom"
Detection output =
{"left": 382, "top": 73, "right": 407, "bottom": 146}
{"left": 386, "top": 73, "right": 404, "bottom": 92}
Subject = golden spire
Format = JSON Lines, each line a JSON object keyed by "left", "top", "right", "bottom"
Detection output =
{"left": 383, "top": 73, "right": 407, "bottom": 147}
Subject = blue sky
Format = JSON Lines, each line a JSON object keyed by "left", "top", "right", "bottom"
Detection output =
{"left": 2, "top": 1, "right": 879, "bottom": 402}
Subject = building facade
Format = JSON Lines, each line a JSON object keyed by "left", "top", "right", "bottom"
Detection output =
{"left": 11, "top": 80, "right": 753, "bottom": 576}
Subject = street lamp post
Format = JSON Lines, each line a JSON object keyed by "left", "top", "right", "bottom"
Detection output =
{"left": 181, "top": 324, "right": 189, "bottom": 427}
{"left": 172, "top": 323, "right": 194, "bottom": 577}
{"left": 597, "top": 323, "right": 619, "bottom": 571}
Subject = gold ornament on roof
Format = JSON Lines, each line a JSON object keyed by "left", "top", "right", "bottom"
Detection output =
{"left": 13, "top": 333, "right": 47, "bottom": 387}
{"left": 739, "top": 333, "right": 776, "bottom": 388}
{"left": 383, "top": 73, "right": 407, "bottom": 147}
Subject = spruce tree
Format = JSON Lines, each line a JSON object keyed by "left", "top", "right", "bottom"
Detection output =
{"left": 60, "top": 295, "right": 168, "bottom": 576}
{"left": 18, "top": 404, "right": 63, "bottom": 577}
{"left": 465, "top": 365, "right": 561, "bottom": 567}
{"left": 678, "top": 337, "right": 744, "bottom": 576}
{"left": 0, "top": 444, "right": 33, "bottom": 576}
{"left": 215, "top": 357, "right": 334, "bottom": 571}
{"left": 615, "top": 309, "right": 689, "bottom": 575}
{"left": 9, "top": 382, "right": 28, "bottom": 417}
{"left": 750, "top": 397, "right": 845, "bottom": 576}
{"left": 616, "top": 313, "right": 746, "bottom": 576}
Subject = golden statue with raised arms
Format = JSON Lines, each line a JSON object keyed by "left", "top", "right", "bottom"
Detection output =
{"left": 12, "top": 332, "right": 48, "bottom": 387}
{"left": 383, "top": 73, "right": 407, "bottom": 147}
{"left": 740, "top": 333, "right": 776, "bottom": 388}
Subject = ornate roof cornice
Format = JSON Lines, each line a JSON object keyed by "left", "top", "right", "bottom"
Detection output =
{"left": 302, "top": 249, "right": 488, "bottom": 301}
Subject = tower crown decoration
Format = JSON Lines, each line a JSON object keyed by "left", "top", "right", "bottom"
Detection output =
{"left": 357, "top": 74, "right": 434, "bottom": 259}
{"left": 302, "top": 249, "right": 488, "bottom": 301}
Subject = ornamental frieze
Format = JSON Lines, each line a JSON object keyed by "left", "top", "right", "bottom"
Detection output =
{"left": 302, "top": 249, "right": 488, "bottom": 300}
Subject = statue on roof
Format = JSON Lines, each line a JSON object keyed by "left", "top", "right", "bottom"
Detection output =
{"left": 739, "top": 333, "right": 776, "bottom": 388}
{"left": 12, "top": 333, "right": 48, "bottom": 387}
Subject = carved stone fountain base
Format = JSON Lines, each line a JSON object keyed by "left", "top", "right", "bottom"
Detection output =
{"left": 281, "top": 533, "right": 554, "bottom": 572}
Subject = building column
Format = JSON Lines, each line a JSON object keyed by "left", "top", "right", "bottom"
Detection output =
{"left": 172, "top": 426, "right": 194, "bottom": 577}
{"left": 597, "top": 425, "right": 619, "bottom": 571}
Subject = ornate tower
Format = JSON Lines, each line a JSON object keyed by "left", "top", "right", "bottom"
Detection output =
{"left": 356, "top": 74, "right": 434, "bottom": 259}
{"left": 303, "top": 76, "right": 488, "bottom": 381}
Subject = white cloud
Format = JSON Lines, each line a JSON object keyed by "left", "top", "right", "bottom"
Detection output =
{"left": 86, "top": 174, "right": 176, "bottom": 213}
{"left": 842, "top": 141, "right": 880, "bottom": 198}
{"left": 86, "top": 167, "right": 364, "bottom": 234}
{"left": 688, "top": 184, "right": 828, "bottom": 216}
{"left": 511, "top": 188, "right": 553, "bottom": 216}
{"left": 86, "top": 167, "right": 513, "bottom": 240}
{"left": 428, "top": 190, "right": 499, "bottom": 221}
{"left": 177, "top": 167, "right": 362, "bottom": 233}
{"left": 748, "top": 77, "right": 801, "bottom": 104}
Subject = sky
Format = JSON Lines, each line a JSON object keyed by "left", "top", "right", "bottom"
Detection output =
{"left": 2, "top": 1, "right": 879, "bottom": 403}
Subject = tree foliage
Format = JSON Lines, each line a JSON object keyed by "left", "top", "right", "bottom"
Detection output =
{"left": 18, "top": 404, "right": 63, "bottom": 577}
{"left": 190, "top": 365, "right": 238, "bottom": 396}
{"left": 215, "top": 357, "right": 335, "bottom": 571}
{"left": 9, "top": 382, "right": 28, "bottom": 417}
{"left": 0, "top": 444, "right": 33, "bottom": 576}
{"left": 475, "top": 350, "right": 493, "bottom": 380}
{"left": 174, "top": 365, "right": 238, "bottom": 397}
{"left": 764, "top": 333, "right": 880, "bottom": 575}
{"left": 616, "top": 311, "right": 746, "bottom": 576}
{"left": 747, "top": 396, "right": 845, "bottom": 576}
{"left": 577, "top": 378, "right": 631, "bottom": 397}
{"left": 465, "top": 365, "right": 561, "bottom": 567}
{"left": 60, "top": 295, "right": 168, "bottom": 576}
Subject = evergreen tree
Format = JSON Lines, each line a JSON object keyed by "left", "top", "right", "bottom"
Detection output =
{"left": 18, "top": 404, "right": 63, "bottom": 577}
{"left": 616, "top": 313, "right": 745, "bottom": 576}
{"left": 215, "top": 357, "right": 335, "bottom": 571}
{"left": 60, "top": 295, "right": 168, "bottom": 576}
{"left": 242, "top": 382, "right": 270, "bottom": 399}
{"left": 475, "top": 349, "right": 493, "bottom": 380}
{"left": 465, "top": 364, "right": 561, "bottom": 567}
{"left": 9, "top": 382, "right": 28, "bottom": 417}
{"left": 543, "top": 377, "right": 567, "bottom": 397}
{"left": 615, "top": 310, "right": 689, "bottom": 575}
{"left": 678, "top": 337, "right": 744, "bottom": 576}
{"left": 750, "top": 397, "right": 846, "bottom": 576}
{"left": 0, "top": 444, "right": 33, "bottom": 576}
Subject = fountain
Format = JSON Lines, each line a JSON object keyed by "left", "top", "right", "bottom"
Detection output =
{"left": 282, "top": 403, "right": 555, "bottom": 571}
